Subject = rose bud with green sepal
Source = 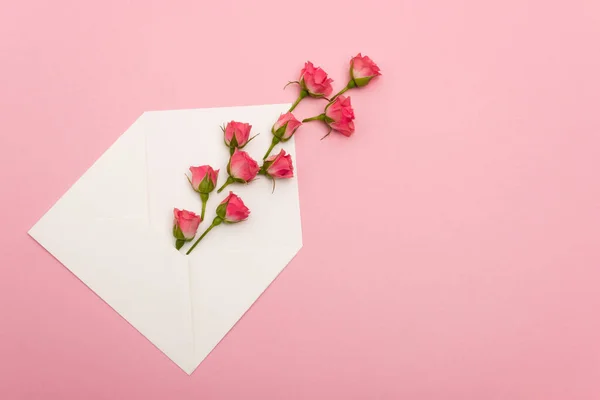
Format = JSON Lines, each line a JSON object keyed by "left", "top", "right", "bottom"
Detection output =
{"left": 188, "top": 165, "right": 219, "bottom": 220}
{"left": 172, "top": 208, "right": 201, "bottom": 250}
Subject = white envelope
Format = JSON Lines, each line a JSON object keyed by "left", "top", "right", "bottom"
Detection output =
{"left": 29, "top": 103, "right": 303, "bottom": 374}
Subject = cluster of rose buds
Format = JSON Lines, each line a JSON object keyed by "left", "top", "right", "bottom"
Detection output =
{"left": 299, "top": 53, "right": 381, "bottom": 137}
{"left": 173, "top": 53, "right": 380, "bottom": 253}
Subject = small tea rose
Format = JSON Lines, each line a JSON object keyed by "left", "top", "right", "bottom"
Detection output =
{"left": 228, "top": 149, "right": 260, "bottom": 183}
{"left": 300, "top": 61, "right": 334, "bottom": 98}
{"left": 188, "top": 165, "right": 219, "bottom": 220}
{"left": 272, "top": 112, "right": 302, "bottom": 142}
{"left": 264, "top": 149, "right": 294, "bottom": 179}
{"left": 173, "top": 208, "right": 201, "bottom": 250}
{"left": 325, "top": 95, "right": 355, "bottom": 137}
{"left": 216, "top": 192, "right": 250, "bottom": 223}
{"left": 188, "top": 165, "right": 219, "bottom": 194}
{"left": 349, "top": 53, "right": 381, "bottom": 88}
{"left": 223, "top": 121, "right": 253, "bottom": 150}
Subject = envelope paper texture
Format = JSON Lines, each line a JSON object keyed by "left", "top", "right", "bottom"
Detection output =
{"left": 29, "top": 104, "right": 303, "bottom": 374}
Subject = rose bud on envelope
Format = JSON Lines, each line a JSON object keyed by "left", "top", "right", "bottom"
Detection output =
{"left": 218, "top": 149, "right": 260, "bottom": 193}
{"left": 186, "top": 192, "right": 250, "bottom": 255}
{"left": 229, "top": 150, "right": 260, "bottom": 182}
{"left": 259, "top": 149, "right": 294, "bottom": 192}
{"left": 273, "top": 113, "right": 302, "bottom": 142}
{"left": 173, "top": 208, "right": 201, "bottom": 250}
{"left": 302, "top": 95, "right": 355, "bottom": 138}
{"left": 188, "top": 165, "right": 219, "bottom": 220}
{"left": 189, "top": 165, "right": 219, "bottom": 193}
{"left": 349, "top": 53, "right": 381, "bottom": 88}
{"left": 263, "top": 112, "right": 302, "bottom": 160}
{"left": 216, "top": 192, "right": 251, "bottom": 223}
{"left": 223, "top": 121, "right": 255, "bottom": 154}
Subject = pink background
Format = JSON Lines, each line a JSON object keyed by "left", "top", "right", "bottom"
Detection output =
{"left": 1, "top": 0, "right": 599, "bottom": 398}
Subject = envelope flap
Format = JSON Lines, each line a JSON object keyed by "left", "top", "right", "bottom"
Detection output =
{"left": 40, "top": 116, "right": 150, "bottom": 220}
{"left": 29, "top": 114, "right": 197, "bottom": 373}
{"left": 30, "top": 216, "right": 196, "bottom": 373}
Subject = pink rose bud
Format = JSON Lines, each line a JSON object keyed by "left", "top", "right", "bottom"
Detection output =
{"left": 272, "top": 112, "right": 302, "bottom": 142}
{"left": 173, "top": 208, "right": 201, "bottom": 250}
{"left": 188, "top": 165, "right": 219, "bottom": 220}
{"left": 216, "top": 192, "right": 250, "bottom": 223}
{"left": 300, "top": 61, "right": 334, "bottom": 98}
{"left": 218, "top": 149, "right": 260, "bottom": 193}
{"left": 264, "top": 149, "right": 294, "bottom": 179}
{"left": 189, "top": 165, "right": 219, "bottom": 194}
{"left": 223, "top": 121, "right": 253, "bottom": 150}
{"left": 349, "top": 53, "right": 381, "bottom": 88}
{"left": 325, "top": 95, "right": 355, "bottom": 137}
{"left": 228, "top": 149, "right": 260, "bottom": 183}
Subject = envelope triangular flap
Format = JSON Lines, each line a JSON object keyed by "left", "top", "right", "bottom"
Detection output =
{"left": 29, "top": 114, "right": 196, "bottom": 373}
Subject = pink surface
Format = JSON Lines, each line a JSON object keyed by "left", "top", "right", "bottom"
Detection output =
{"left": 1, "top": 0, "right": 599, "bottom": 398}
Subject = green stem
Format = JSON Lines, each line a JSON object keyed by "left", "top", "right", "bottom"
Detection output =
{"left": 217, "top": 176, "right": 234, "bottom": 193}
{"left": 302, "top": 114, "right": 326, "bottom": 123}
{"left": 329, "top": 81, "right": 355, "bottom": 103}
{"left": 185, "top": 222, "right": 217, "bottom": 255}
{"left": 200, "top": 192, "right": 209, "bottom": 221}
{"left": 263, "top": 136, "right": 280, "bottom": 160}
{"left": 289, "top": 90, "right": 308, "bottom": 112}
